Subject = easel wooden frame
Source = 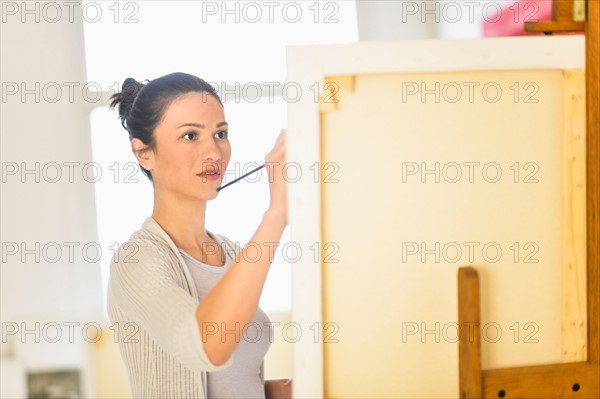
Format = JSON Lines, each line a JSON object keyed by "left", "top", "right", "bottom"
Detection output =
{"left": 457, "top": 0, "right": 599, "bottom": 397}
{"left": 287, "top": 34, "right": 587, "bottom": 398}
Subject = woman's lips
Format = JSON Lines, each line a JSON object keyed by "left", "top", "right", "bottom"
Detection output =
{"left": 198, "top": 172, "right": 221, "bottom": 181}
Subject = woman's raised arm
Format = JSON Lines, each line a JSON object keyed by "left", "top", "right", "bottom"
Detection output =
{"left": 195, "top": 129, "right": 288, "bottom": 365}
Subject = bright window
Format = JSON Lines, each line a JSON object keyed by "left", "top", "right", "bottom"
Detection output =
{"left": 83, "top": 0, "right": 359, "bottom": 316}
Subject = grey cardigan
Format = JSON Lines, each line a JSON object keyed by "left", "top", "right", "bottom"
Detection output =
{"left": 107, "top": 217, "right": 262, "bottom": 398}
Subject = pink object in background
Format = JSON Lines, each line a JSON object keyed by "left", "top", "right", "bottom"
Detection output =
{"left": 482, "top": 0, "right": 552, "bottom": 37}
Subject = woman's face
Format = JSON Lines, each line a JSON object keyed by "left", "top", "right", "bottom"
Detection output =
{"left": 147, "top": 92, "right": 231, "bottom": 202}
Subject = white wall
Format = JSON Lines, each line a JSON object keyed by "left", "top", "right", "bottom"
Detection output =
{"left": 356, "top": 0, "right": 437, "bottom": 40}
{"left": 1, "top": 1, "right": 102, "bottom": 396}
{"left": 356, "top": 0, "right": 498, "bottom": 40}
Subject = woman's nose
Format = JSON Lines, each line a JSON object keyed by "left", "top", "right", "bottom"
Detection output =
{"left": 202, "top": 137, "right": 221, "bottom": 161}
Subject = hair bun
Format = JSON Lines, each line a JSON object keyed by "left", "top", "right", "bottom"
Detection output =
{"left": 109, "top": 77, "right": 146, "bottom": 126}
{"left": 122, "top": 77, "right": 142, "bottom": 93}
{"left": 123, "top": 77, "right": 137, "bottom": 86}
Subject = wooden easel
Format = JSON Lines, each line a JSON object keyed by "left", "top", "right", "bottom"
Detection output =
{"left": 458, "top": 0, "right": 600, "bottom": 397}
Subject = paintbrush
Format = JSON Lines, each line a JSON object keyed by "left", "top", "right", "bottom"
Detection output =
{"left": 217, "top": 164, "right": 265, "bottom": 192}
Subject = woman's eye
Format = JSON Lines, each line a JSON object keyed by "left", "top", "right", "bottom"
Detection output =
{"left": 215, "top": 131, "right": 228, "bottom": 139}
{"left": 183, "top": 132, "right": 197, "bottom": 140}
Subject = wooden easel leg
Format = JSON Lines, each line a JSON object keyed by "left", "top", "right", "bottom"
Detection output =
{"left": 458, "top": 267, "right": 483, "bottom": 399}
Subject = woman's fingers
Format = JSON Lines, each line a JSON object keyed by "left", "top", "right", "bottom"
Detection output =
{"left": 265, "top": 129, "right": 288, "bottom": 223}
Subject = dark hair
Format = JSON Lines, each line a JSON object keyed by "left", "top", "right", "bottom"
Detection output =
{"left": 109, "top": 72, "right": 223, "bottom": 183}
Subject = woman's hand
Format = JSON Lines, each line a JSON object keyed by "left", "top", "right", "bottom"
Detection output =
{"left": 264, "top": 129, "right": 288, "bottom": 226}
{"left": 265, "top": 378, "right": 292, "bottom": 399}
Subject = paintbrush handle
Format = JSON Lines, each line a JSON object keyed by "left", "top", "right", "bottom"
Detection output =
{"left": 217, "top": 164, "right": 265, "bottom": 192}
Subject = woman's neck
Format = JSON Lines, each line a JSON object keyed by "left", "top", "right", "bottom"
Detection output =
{"left": 151, "top": 189, "right": 212, "bottom": 250}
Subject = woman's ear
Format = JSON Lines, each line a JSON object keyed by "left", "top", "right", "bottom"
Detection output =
{"left": 131, "top": 138, "right": 155, "bottom": 172}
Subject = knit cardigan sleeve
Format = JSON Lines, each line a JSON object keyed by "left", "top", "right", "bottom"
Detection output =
{"left": 108, "top": 239, "right": 234, "bottom": 372}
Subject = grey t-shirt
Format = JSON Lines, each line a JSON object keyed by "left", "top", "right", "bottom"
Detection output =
{"left": 179, "top": 232, "right": 272, "bottom": 399}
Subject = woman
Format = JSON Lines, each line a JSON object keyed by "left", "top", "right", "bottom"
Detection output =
{"left": 106, "top": 72, "right": 292, "bottom": 399}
